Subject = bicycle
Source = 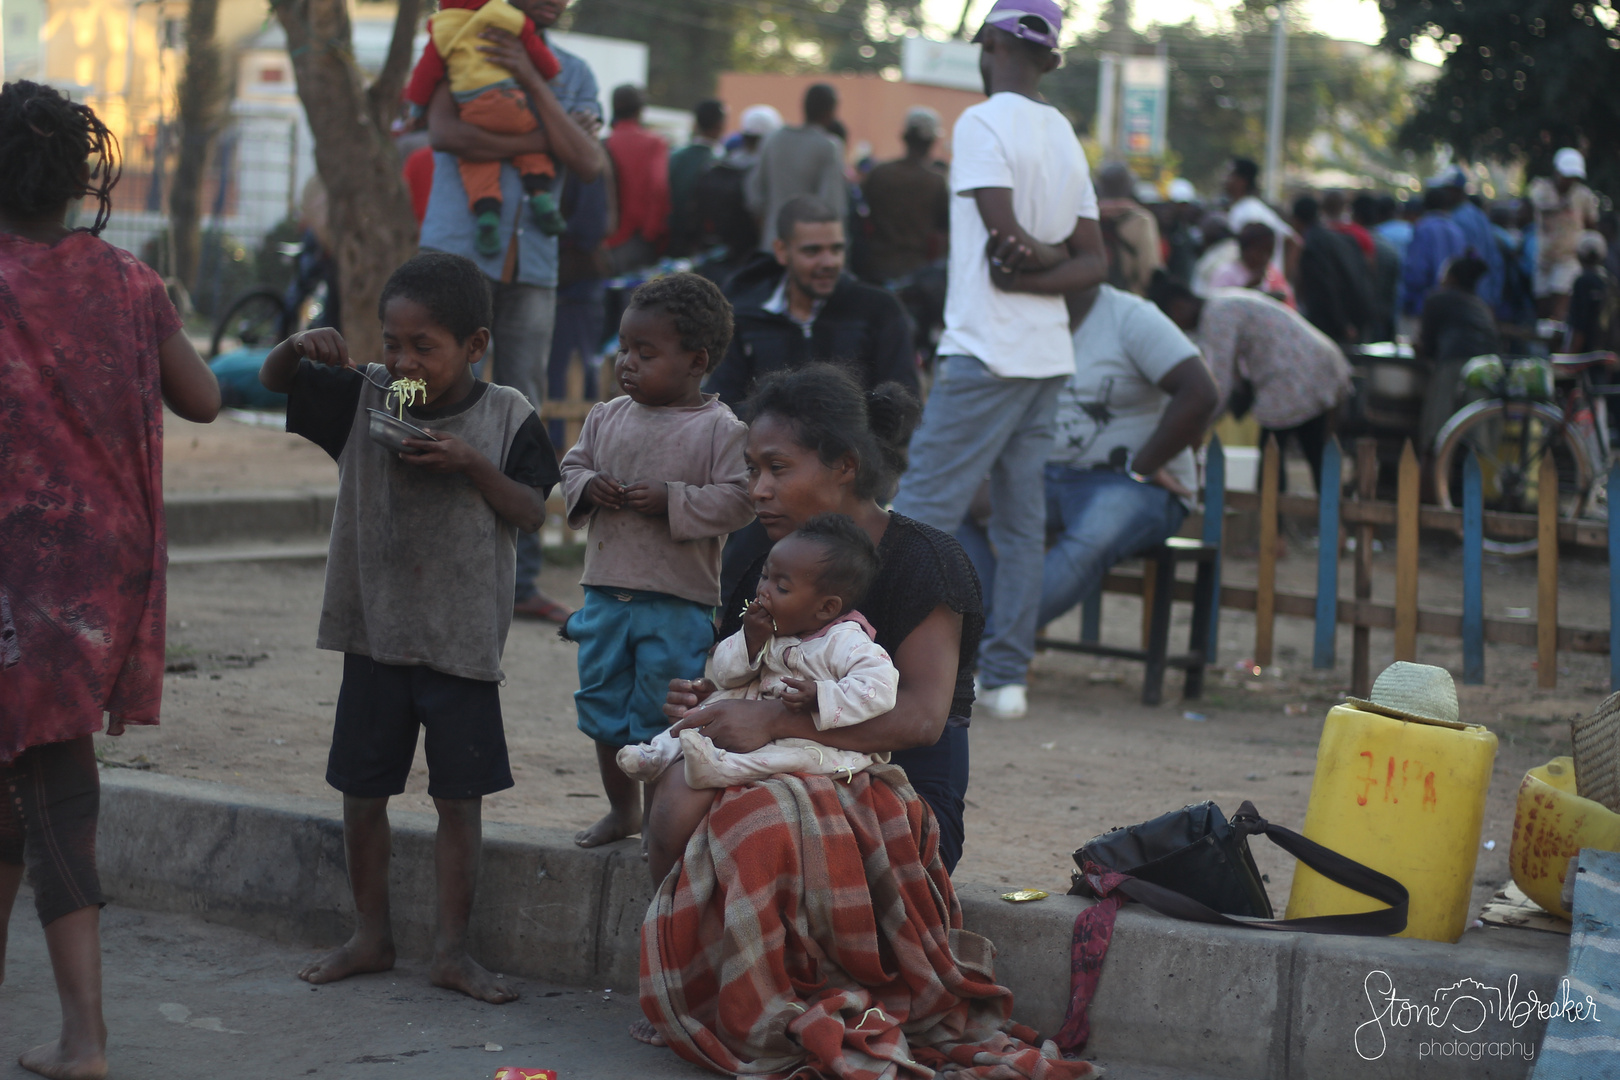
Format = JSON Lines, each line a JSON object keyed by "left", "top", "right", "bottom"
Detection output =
{"left": 1431, "top": 351, "right": 1619, "bottom": 555}
{"left": 208, "top": 232, "right": 337, "bottom": 359}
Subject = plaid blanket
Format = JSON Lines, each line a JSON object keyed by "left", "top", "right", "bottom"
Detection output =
{"left": 640, "top": 765, "right": 1102, "bottom": 1079}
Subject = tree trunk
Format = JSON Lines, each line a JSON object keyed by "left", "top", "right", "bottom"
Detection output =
{"left": 171, "top": 0, "right": 226, "bottom": 291}
{"left": 273, "top": 0, "right": 420, "bottom": 363}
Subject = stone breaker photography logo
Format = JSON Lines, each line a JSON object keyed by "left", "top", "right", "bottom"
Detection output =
{"left": 1353, "top": 970, "right": 1602, "bottom": 1062}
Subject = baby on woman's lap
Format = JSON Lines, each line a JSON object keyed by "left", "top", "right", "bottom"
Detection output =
{"left": 619, "top": 514, "right": 897, "bottom": 852}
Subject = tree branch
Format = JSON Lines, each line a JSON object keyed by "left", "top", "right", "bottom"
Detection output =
{"left": 366, "top": 0, "right": 423, "bottom": 129}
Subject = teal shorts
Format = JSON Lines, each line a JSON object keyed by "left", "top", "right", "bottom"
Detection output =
{"left": 567, "top": 586, "right": 716, "bottom": 748}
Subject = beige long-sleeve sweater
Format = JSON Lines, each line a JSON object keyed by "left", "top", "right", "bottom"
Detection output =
{"left": 561, "top": 394, "right": 754, "bottom": 607}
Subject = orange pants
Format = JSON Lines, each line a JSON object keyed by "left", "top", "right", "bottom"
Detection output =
{"left": 456, "top": 86, "right": 555, "bottom": 209}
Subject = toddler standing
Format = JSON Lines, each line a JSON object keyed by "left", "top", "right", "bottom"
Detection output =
{"left": 561, "top": 274, "right": 754, "bottom": 848}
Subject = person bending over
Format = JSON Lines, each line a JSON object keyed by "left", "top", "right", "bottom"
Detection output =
{"left": 622, "top": 513, "right": 896, "bottom": 787}
{"left": 560, "top": 274, "right": 755, "bottom": 848}
{"left": 259, "top": 252, "right": 560, "bottom": 1003}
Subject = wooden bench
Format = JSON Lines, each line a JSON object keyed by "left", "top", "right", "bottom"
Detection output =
{"left": 1035, "top": 536, "right": 1220, "bottom": 706}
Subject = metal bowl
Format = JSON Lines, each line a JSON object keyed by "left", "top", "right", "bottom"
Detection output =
{"left": 366, "top": 408, "right": 436, "bottom": 454}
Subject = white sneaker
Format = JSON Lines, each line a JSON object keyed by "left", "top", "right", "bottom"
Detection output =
{"left": 976, "top": 682, "right": 1028, "bottom": 719}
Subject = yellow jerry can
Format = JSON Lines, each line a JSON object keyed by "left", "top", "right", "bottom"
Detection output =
{"left": 1284, "top": 704, "right": 1498, "bottom": 942}
{"left": 1508, "top": 757, "right": 1620, "bottom": 918}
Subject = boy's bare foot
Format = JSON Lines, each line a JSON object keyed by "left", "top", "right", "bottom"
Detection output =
{"left": 574, "top": 808, "right": 640, "bottom": 848}
{"left": 296, "top": 933, "right": 395, "bottom": 984}
{"left": 628, "top": 1018, "right": 667, "bottom": 1046}
{"left": 18, "top": 1039, "right": 108, "bottom": 1080}
{"left": 430, "top": 952, "right": 517, "bottom": 1004}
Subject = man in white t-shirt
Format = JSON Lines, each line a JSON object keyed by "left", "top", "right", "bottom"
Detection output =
{"left": 1223, "top": 157, "right": 1298, "bottom": 280}
{"left": 958, "top": 285, "right": 1217, "bottom": 632}
{"left": 891, "top": 0, "right": 1107, "bottom": 719}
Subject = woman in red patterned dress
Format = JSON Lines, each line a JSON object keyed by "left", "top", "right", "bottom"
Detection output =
{"left": 0, "top": 81, "right": 220, "bottom": 1080}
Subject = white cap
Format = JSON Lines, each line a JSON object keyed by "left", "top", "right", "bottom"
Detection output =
{"left": 740, "top": 104, "right": 783, "bottom": 137}
{"left": 1168, "top": 177, "right": 1198, "bottom": 203}
{"left": 1555, "top": 147, "right": 1587, "bottom": 179}
{"left": 1577, "top": 230, "right": 1607, "bottom": 260}
{"left": 903, "top": 106, "right": 941, "bottom": 141}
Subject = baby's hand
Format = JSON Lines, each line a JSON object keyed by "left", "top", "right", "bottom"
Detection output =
{"left": 291, "top": 328, "right": 352, "bottom": 368}
{"left": 742, "top": 600, "right": 775, "bottom": 659}
{"left": 623, "top": 480, "right": 669, "bottom": 517}
{"left": 585, "top": 473, "right": 626, "bottom": 511}
{"left": 779, "top": 676, "right": 815, "bottom": 713}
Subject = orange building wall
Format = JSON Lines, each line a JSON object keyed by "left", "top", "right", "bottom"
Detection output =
{"left": 715, "top": 72, "right": 984, "bottom": 165}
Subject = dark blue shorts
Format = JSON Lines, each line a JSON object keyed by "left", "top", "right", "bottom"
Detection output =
{"left": 566, "top": 587, "right": 715, "bottom": 748}
{"left": 326, "top": 654, "right": 512, "bottom": 800}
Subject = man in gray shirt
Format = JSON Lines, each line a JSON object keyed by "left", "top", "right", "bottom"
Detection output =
{"left": 746, "top": 83, "right": 847, "bottom": 252}
{"left": 959, "top": 284, "right": 1217, "bottom": 629}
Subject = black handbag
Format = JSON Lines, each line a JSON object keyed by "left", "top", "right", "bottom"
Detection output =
{"left": 1069, "top": 800, "right": 1409, "bottom": 936}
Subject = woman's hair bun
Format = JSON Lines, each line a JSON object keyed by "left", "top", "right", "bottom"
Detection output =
{"left": 866, "top": 382, "right": 921, "bottom": 452}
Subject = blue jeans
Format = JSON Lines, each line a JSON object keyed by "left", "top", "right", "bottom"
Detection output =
{"left": 959, "top": 466, "right": 1188, "bottom": 630}
{"left": 481, "top": 281, "right": 556, "bottom": 602}
{"left": 891, "top": 355, "right": 1064, "bottom": 688}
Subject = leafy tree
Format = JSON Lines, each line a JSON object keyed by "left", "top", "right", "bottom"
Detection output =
{"left": 1046, "top": 12, "right": 1426, "bottom": 191}
{"left": 565, "top": 0, "right": 925, "bottom": 109}
{"left": 1380, "top": 0, "right": 1620, "bottom": 192}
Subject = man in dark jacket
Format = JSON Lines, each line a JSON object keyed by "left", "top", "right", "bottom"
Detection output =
{"left": 706, "top": 194, "right": 919, "bottom": 407}
{"left": 1293, "top": 194, "right": 1373, "bottom": 343}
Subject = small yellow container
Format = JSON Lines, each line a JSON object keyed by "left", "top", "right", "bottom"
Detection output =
{"left": 1284, "top": 704, "right": 1498, "bottom": 942}
{"left": 1508, "top": 757, "right": 1620, "bottom": 918}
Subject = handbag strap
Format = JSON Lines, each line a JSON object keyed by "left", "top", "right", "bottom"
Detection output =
{"left": 1094, "top": 801, "right": 1410, "bottom": 936}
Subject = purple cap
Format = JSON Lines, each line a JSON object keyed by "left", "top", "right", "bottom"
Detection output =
{"left": 977, "top": 0, "right": 1062, "bottom": 50}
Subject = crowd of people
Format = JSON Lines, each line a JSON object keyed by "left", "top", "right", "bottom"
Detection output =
{"left": 4, "top": 0, "right": 1616, "bottom": 1073}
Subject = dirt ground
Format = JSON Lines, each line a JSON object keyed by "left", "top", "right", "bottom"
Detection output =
{"left": 131, "top": 412, "right": 1610, "bottom": 918}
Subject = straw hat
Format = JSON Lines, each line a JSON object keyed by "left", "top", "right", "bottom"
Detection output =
{"left": 1346, "top": 662, "right": 1465, "bottom": 729}
{"left": 1573, "top": 691, "right": 1620, "bottom": 814}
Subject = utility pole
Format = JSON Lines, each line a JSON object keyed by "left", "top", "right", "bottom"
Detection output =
{"left": 1100, "top": 0, "right": 1132, "bottom": 154}
{"left": 954, "top": 0, "right": 976, "bottom": 39}
{"left": 1263, "top": 2, "right": 1288, "bottom": 204}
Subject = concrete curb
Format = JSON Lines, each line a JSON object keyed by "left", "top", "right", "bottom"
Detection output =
{"left": 100, "top": 771, "right": 1568, "bottom": 1079}
{"left": 165, "top": 489, "right": 338, "bottom": 547}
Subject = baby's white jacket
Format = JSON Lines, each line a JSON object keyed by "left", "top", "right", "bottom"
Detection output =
{"left": 707, "top": 612, "right": 898, "bottom": 729}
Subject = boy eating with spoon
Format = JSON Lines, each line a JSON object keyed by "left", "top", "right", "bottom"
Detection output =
{"left": 258, "top": 251, "right": 559, "bottom": 1002}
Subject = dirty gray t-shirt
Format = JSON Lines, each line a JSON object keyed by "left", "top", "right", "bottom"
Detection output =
{"left": 287, "top": 361, "right": 559, "bottom": 681}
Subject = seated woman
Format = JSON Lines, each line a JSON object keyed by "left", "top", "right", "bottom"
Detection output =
{"left": 637, "top": 365, "right": 1097, "bottom": 1078}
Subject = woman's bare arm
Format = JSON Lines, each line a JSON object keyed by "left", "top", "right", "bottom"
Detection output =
{"left": 668, "top": 605, "right": 963, "bottom": 754}
{"left": 159, "top": 329, "right": 221, "bottom": 422}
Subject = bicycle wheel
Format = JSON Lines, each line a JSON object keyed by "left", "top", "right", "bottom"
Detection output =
{"left": 209, "top": 289, "right": 288, "bottom": 359}
{"left": 1432, "top": 398, "right": 1594, "bottom": 556}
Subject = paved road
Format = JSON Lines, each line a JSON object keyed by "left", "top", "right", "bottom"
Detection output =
{"left": 1, "top": 893, "right": 706, "bottom": 1080}
{"left": 2, "top": 894, "right": 1221, "bottom": 1080}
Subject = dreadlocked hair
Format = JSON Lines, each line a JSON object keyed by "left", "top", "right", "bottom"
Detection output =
{"left": 0, "top": 80, "right": 122, "bottom": 236}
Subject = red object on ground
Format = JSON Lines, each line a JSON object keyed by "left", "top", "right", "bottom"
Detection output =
{"left": 403, "top": 144, "right": 436, "bottom": 225}
{"left": 639, "top": 766, "right": 1101, "bottom": 1079}
{"left": 0, "top": 231, "right": 181, "bottom": 760}
{"left": 604, "top": 120, "right": 670, "bottom": 251}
